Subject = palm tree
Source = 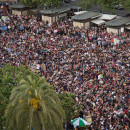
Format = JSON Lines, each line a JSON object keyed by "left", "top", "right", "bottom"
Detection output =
{"left": 4, "top": 75, "right": 64, "bottom": 130}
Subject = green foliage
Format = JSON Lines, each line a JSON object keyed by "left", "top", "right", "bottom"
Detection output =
{"left": 0, "top": 64, "right": 36, "bottom": 129}
{"left": 22, "top": 0, "right": 38, "bottom": 8}
{"left": 0, "top": 91, "right": 8, "bottom": 129}
{"left": 0, "top": 64, "right": 81, "bottom": 129}
{"left": 79, "top": 0, "right": 96, "bottom": 10}
{"left": 79, "top": 0, "right": 130, "bottom": 12}
{"left": 59, "top": 92, "right": 81, "bottom": 122}
{"left": 39, "top": 0, "right": 62, "bottom": 8}
{"left": 20, "top": 0, "right": 62, "bottom": 8}
{"left": 4, "top": 75, "right": 64, "bottom": 130}
{"left": 124, "top": 0, "right": 130, "bottom": 10}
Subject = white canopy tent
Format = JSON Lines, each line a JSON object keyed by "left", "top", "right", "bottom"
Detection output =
{"left": 99, "top": 14, "right": 117, "bottom": 20}
{"left": 74, "top": 11, "right": 87, "bottom": 15}
{"left": 91, "top": 19, "right": 105, "bottom": 25}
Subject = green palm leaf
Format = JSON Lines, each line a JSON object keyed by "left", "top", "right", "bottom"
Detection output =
{"left": 5, "top": 75, "right": 64, "bottom": 130}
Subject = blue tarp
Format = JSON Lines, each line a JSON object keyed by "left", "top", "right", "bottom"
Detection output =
{"left": 1, "top": 26, "right": 7, "bottom": 30}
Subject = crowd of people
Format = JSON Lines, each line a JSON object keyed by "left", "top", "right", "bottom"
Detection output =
{"left": 0, "top": 8, "right": 130, "bottom": 130}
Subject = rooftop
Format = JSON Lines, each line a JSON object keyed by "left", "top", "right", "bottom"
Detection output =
{"left": 72, "top": 11, "right": 101, "bottom": 21}
{"left": 30, "top": 8, "right": 43, "bottom": 13}
{"left": 99, "top": 14, "right": 117, "bottom": 20}
{"left": 40, "top": 7, "right": 70, "bottom": 15}
{"left": 9, "top": 3, "right": 26, "bottom": 9}
{"left": 105, "top": 17, "right": 130, "bottom": 27}
{"left": 69, "top": 6, "right": 82, "bottom": 9}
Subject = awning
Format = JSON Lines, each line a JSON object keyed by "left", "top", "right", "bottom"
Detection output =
{"left": 74, "top": 11, "right": 87, "bottom": 15}
{"left": 125, "top": 26, "right": 130, "bottom": 30}
{"left": 91, "top": 19, "right": 105, "bottom": 25}
{"left": 99, "top": 14, "right": 117, "bottom": 20}
{"left": 105, "top": 17, "right": 130, "bottom": 27}
{"left": 126, "top": 22, "right": 130, "bottom": 25}
{"left": 72, "top": 11, "right": 101, "bottom": 21}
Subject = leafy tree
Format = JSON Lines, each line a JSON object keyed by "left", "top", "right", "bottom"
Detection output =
{"left": 78, "top": 0, "right": 96, "bottom": 11}
{"left": 79, "top": 0, "right": 130, "bottom": 12}
{"left": 124, "top": 0, "right": 130, "bottom": 10}
{"left": 39, "top": 0, "right": 62, "bottom": 8}
{"left": 0, "top": 91, "right": 8, "bottom": 129}
{"left": 20, "top": 0, "right": 62, "bottom": 8}
{"left": 0, "top": 64, "right": 37, "bottom": 129}
{"left": 59, "top": 92, "right": 81, "bottom": 122}
{"left": 4, "top": 75, "right": 64, "bottom": 130}
{"left": 21, "top": 0, "right": 38, "bottom": 8}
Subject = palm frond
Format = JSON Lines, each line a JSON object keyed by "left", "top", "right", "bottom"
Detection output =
{"left": 5, "top": 75, "right": 64, "bottom": 130}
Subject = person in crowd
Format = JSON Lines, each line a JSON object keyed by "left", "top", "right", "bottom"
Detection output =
{"left": 0, "top": 9, "right": 129, "bottom": 130}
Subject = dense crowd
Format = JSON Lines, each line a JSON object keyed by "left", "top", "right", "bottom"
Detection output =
{"left": 0, "top": 10, "right": 130, "bottom": 130}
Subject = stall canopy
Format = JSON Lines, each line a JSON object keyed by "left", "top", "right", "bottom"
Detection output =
{"left": 106, "top": 17, "right": 130, "bottom": 27}
{"left": 126, "top": 22, "right": 130, "bottom": 26}
{"left": 125, "top": 26, "right": 130, "bottom": 30}
{"left": 74, "top": 11, "right": 87, "bottom": 15}
{"left": 40, "top": 7, "right": 70, "bottom": 15}
{"left": 91, "top": 19, "right": 105, "bottom": 25}
{"left": 99, "top": 14, "right": 117, "bottom": 20}
{"left": 72, "top": 11, "right": 101, "bottom": 21}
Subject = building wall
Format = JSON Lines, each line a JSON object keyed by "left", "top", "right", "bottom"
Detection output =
{"left": 42, "top": 15, "right": 59, "bottom": 24}
{"left": 107, "top": 27, "right": 119, "bottom": 34}
{"left": 73, "top": 21, "right": 90, "bottom": 28}
{"left": 12, "top": 9, "right": 28, "bottom": 16}
{"left": 59, "top": 13, "right": 67, "bottom": 18}
{"left": 41, "top": 13, "right": 67, "bottom": 23}
{"left": 22, "top": 10, "right": 28, "bottom": 16}
{"left": 12, "top": 10, "right": 21, "bottom": 16}
{"left": 84, "top": 22, "right": 90, "bottom": 28}
{"left": 73, "top": 21, "right": 83, "bottom": 28}
{"left": 42, "top": 15, "right": 52, "bottom": 23}
{"left": 51, "top": 16, "right": 58, "bottom": 23}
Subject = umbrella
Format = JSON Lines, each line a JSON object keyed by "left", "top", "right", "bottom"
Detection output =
{"left": 71, "top": 117, "right": 92, "bottom": 128}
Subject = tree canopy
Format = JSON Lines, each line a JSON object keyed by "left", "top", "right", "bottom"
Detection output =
{"left": 0, "top": 64, "right": 81, "bottom": 129}
{"left": 21, "top": 0, "right": 62, "bottom": 8}
{"left": 22, "top": 0, "right": 38, "bottom": 8}
{"left": 0, "top": 64, "right": 35, "bottom": 129}
{"left": 4, "top": 75, "right": 64, "bottom": 130}
{"left": 39, "top": 0, "right": 62, "bottom": 8}
{"left": 59, "top": 92, "right": 81, "bottom": 122}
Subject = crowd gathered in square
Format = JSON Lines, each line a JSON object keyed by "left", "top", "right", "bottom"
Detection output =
{"left": 0, "top": 5, "right": 130, "bottom": 130}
